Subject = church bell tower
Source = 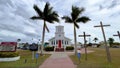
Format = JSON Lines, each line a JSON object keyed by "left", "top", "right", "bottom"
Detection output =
{"left": 55, "top": 25, "right": 64, "bottom": 48}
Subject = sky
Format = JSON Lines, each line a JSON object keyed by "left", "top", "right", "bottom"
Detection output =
{"left": 0, "top": 0, "right": 120, "bottom": 44}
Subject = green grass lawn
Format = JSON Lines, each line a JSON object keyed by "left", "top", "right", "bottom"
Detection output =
{"left": 0, "top": 50, "right": 50, "bottom": 68}
{"left": 70, "top": 48, "right": 120, "bottom": 68}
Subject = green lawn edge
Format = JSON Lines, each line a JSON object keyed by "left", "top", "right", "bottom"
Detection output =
{"left": 69, "top": 48, "right": 120, "bottom": 68}
{"left": 0, "top": 50, "right": 51, "bottom": 68}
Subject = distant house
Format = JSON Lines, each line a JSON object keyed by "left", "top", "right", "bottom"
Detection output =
{"left": 48, "top": 25, "right": 72, "bottom": 50}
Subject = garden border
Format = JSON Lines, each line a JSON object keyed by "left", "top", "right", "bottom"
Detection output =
{"left": 0, "top": 56, "right": 20, "bottom": 62}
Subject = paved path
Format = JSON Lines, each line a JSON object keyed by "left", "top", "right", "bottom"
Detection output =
{"left": 39, "top": 52, "right": 76, "bottom": 68}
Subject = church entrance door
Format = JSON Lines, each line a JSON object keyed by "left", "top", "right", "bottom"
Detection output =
{"left": 58, "top": 40, "right": 61, "bottom": 48}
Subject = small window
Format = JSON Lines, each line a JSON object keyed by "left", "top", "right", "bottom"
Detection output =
{"left": 51, "top": 41, "right": 53, "bottom": 45}
{"left": 62, "top": 40, "right": 64, "bottom": 44}
{"left": 56, "top": 40, "right": 58, "bottom": 44}
{"left": 54, "top": 41, "right": 55, "bottom": 45}
{"left": 65, "top": 41, "right": 66, "bottom": 45}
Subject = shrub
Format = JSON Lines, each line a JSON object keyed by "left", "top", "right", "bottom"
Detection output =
{"left": 44, "top": 46, "right": 54, "bottom": 51}
{"left": 0, "top": 52, "right": 19, "bottom": 58}
{"left": 66, "top": 46, "right": 74, "bottom": 50}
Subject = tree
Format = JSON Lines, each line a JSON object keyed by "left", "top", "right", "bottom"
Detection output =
{"left": 30, "top": 2, "right": 59, "bottom": 54}
{"left": 108, "top": 38, "right": 114, "bottom": 47}
{"left": 93, "top": 37, "right": 98, "bottom": 43}
{"left": 62, "top": 6, "right": 90, "bottom": 55}
{"left": 17, "top": 39, "right": 21, "bottom": 42}
{"left": 23, "top": 42, "right": 29, "bottom": 50}
{"left": 17, "top": 39, "right": 21, "bottom": 48}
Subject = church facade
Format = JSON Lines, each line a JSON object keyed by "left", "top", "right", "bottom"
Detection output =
{"left": 48, "top": 25, "right": 71, "bottom": 49}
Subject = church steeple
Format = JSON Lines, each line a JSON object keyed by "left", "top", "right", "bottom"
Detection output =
{"left": 55, "top": 25, "right": 64, "bottom": 40}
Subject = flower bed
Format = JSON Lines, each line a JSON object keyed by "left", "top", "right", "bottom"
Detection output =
{"left": 0, "top": 52, "right": 20, "bottom": 62}
{"left": 0, "top": 56, "right": 20, "bottom": 62}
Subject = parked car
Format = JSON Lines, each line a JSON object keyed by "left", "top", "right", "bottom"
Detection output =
{"left": 112, "top": 46, "right": 119, "bottom": 48}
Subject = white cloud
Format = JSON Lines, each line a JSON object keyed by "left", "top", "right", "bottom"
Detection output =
{"left": 0, "top": 0, "right": 120, "bottom": 43}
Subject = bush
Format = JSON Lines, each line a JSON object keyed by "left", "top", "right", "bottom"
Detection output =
{"left": 44, "top": 46, "right": 54, "bottom": 51}
{"left": 0, "top": 52, "right": 19, "bottom": 58}
{"left": 66, "top": 46, "right": 74, "bottom": 50}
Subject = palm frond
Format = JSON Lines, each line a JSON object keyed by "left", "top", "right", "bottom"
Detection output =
{"left": 45, "top": 11, "right": 59, "bottom": 23}
{"left": 76, "top": 16, "right": 91, "bottom": 23}
{"left": 30, "top": 16, "right": 41, "bottom": 20}
{"left": 71, "top": 6, "right": 84, "bottom": 21}
{"left": 62, "top": 16, "right": 72, "bottom": 23}
{"left": 33, "top": 5, "right": 43, "bottom": 17}
{"left": 44, "top": 2, "right": 50, "bottom": 16}
{"left": 52, "top": 11, "right": 59, "bottom": 17}
{"left": 47, "top": 7, "right": 53, "bottom": 15}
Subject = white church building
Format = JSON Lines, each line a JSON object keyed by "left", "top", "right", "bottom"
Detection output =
{"left": 48, "top": 25, "right": 72, "bottom": 50}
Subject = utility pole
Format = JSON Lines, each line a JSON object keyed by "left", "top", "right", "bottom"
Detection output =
{"left": 78, "top": 32, "right": 91, "bottom": 60}
{"left": 113, "top": 31, "right": 120, "bottom": 41}
{"left": 94, "top": 21, "right": 111, "bottom": 62}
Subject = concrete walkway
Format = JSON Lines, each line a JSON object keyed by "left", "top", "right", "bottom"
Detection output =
{"left": 39, "top": 52, "right": 76, "bottom": 68}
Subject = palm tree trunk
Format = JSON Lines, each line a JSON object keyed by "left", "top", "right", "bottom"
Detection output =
{"left": 74, "top": 23, "right": 77, "bottom": 55}
{"left": 41, "top": 20, "right": 46, "bottom": 55}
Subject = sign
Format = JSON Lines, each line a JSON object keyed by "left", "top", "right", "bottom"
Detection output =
{"left": 29, "top": 43, "right": 38, "bottom": 51}
{"left": 35, "top": 53, "right": 39, "bottom": 59}
{"left": 35, "top": 53, "right": 39, "bottom": 64}
{"left": 77, "top": 53, "right": 81, "bottom": 59}
{"left": 0, "top": 42, "right": 17, "bottom": 52}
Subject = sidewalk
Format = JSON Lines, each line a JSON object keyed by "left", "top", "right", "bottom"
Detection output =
{"left": 39, "top": 52, "right": 76, "bottom": 68}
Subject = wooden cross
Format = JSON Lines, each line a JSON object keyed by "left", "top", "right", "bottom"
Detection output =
{"left": 94, "top": 21, "right": 111, "bottom": 62}
{"left": 78, "top": 32, "right": 91, "bottom": 60}
{"left": 113, "top": 31, "right": 120, "bottom": 40}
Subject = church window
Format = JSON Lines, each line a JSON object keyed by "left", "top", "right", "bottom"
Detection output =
{"left": 65, "top": 41, "right": 66, "bottom": 45}
{"left": 54, "top": 40, "right": 55, "bottom": 45}
{"left": 62, "top": 40, "right": 64, "bottom": 44}
{"left": 67, "top": 41, "right": 68, "bottom": 45}
{"left": 51, "top": 41, "right": 53, "bottom": 45}
{"left": 56, "top": 40, "right": 58, "bottom": 44}
{"left": 58, "top": 27, "right": 61, "bottom": 32}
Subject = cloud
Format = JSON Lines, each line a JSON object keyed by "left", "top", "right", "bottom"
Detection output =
{"left": 0, "top": 0, "right": 120, "bottom": 43}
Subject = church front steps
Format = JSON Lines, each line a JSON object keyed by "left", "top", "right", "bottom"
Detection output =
{"left": 55, "top": 48, "right": 64, "bottom": 52}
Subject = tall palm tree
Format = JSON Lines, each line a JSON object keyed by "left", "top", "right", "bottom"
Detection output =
{"left": 93, "top": 37, "right": 98, "bottom": 43}
{"left": 62, "top": 6, "right": 90, "bottom": 55}
{"left": 30, "top": 2, "right": 59, "bottom": 54}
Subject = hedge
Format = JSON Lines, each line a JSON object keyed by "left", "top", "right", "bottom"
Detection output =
{"left": 66, "top": 46, "right": 74, "bottom": 50}
{"left": 0, "top": 52, "right": 19, "bottom": 58}
{"left": 44, "top": 46, "right": 54, "bottom": 51}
